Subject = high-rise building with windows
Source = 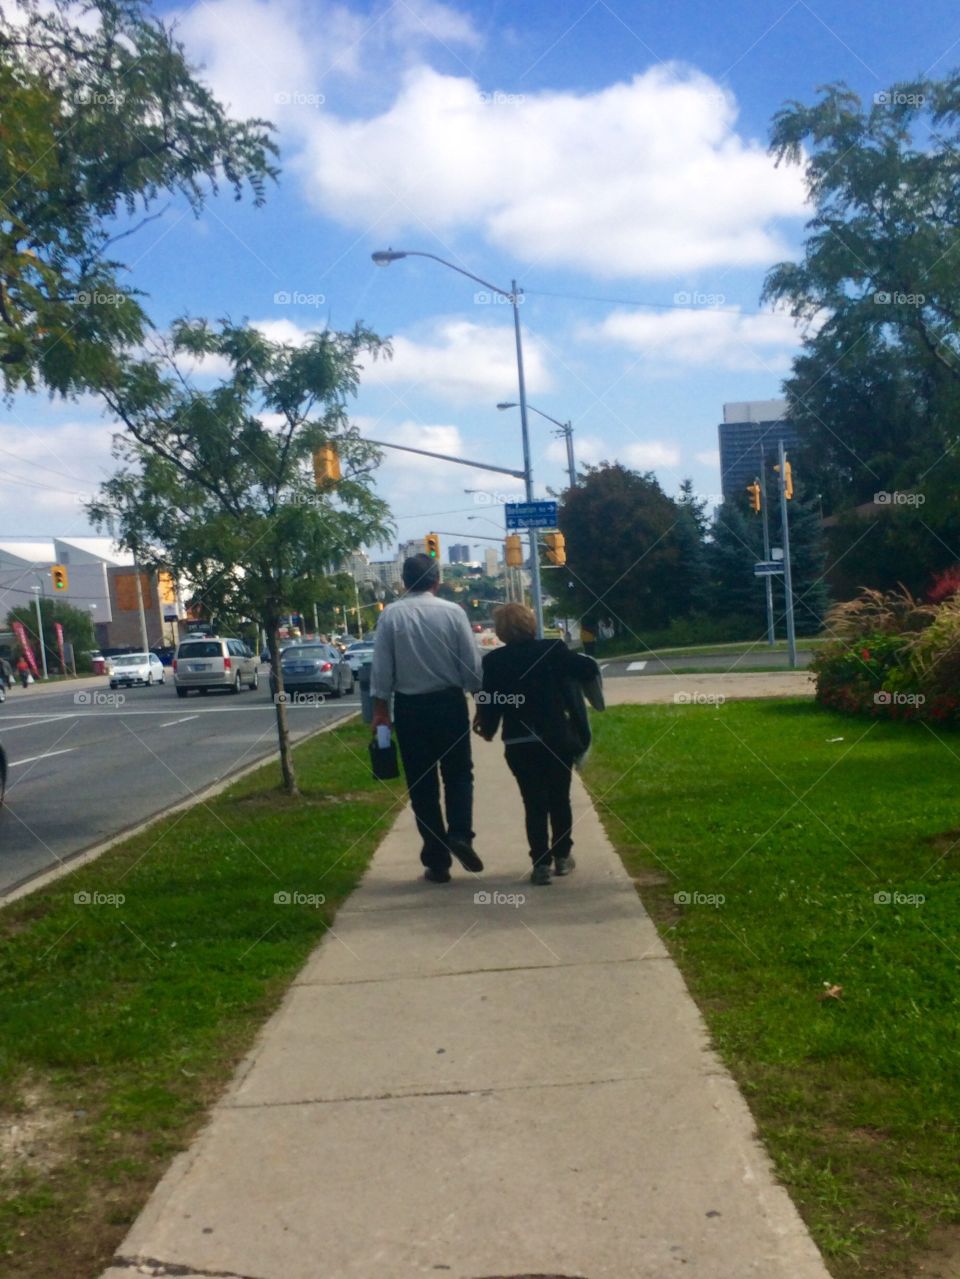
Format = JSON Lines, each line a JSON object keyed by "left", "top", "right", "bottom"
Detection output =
{"left": 718, "top": 400, "right": 800, "bottom": 504}
{"left": 449, "top": 544, "right": 471, "bottom": 563}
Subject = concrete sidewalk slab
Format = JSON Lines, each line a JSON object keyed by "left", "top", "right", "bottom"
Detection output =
{"left": 102, "top": 732, "right": 830, "bottom": 1279}
{"left": 604, "top": 670, "right": 815, "bottom": 704}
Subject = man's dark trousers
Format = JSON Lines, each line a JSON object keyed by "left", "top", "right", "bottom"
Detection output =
{"left": 393, "top": 687, "right": 474, "bottom": 871}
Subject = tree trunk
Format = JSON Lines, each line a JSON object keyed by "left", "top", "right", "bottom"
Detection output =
{"left": 267, "top": 614, "right": 298, "bottom": 796}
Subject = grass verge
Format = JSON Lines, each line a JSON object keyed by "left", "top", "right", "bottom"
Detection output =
{"left": 583, "top": 700, "right": 960, "bottom": 1279}
{"left": 0, "top": 719, "right": 404, "bottom": 1278}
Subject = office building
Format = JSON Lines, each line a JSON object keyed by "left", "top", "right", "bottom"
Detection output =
{"left": 449, "top": 544, "right": 471, "bottom": 564}
{"left": 718, "top": 400, "right": 800, "bottom": 503}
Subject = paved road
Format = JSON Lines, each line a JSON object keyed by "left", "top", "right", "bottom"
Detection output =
{"left": 0, "top": 672, "right": 360, "bottom": 896}
{"left": 600, "top": 648, "right": 814, "bottom": 678}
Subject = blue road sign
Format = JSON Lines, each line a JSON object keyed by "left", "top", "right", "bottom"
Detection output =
{"left": 505, "top": 500, "right": 558, "bottom": 530}
{"left": 754, "top": 561, "right": 785, "bottom": 576}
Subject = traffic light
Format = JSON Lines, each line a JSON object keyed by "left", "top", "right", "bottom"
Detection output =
{"left": 746, "top": 480, "right": 761, "bottom": 513}
{"left": 376, "top": 601, "right": 384, "bottom": 612}
{"left": 51, "top": 564, "right": 68, "bottom": 591}
{"left": 425, "top": 532, "right": 440, "bottom": 560}
{"left": 313, "top": 444, "right": 341, "bottom": 486}
{"left": 773, "top": 461, "right": 794, "bottom": 500}
{"left": 505, "top": 534, "right": 523, "bottom": 567}
{"left": 544, "top": 531, "right": 566, "bottom": 566}
{"left": 470, "top": 598, "right": 479, "bottom": 609}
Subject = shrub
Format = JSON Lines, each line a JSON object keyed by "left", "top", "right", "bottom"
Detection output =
{"left": 823, "top": 584, "right": 937, "bottom": 641}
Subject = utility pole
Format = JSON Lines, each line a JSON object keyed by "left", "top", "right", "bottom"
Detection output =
{"left": 758, "top": 448, "right": 775, "bottom": 647}
{"left": 353, "top": 576, "right": 364, "bottom": 639}
{"left": 313, "top": 602, "right": 320, "bottom": 636}
{"left": 132, "top": 561, "right": 150, "bottom": 654}
{"left": 32, "top": 583, "right": 48, "bottom": 679}
{"left": 778, "top": 440, "right": 797, "bottom": 669}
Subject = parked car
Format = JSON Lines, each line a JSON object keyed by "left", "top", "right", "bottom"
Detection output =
{"left": 108, "top": 652, "right": 166, "bottom": 687}
{"left": 173, "top": 637, "right": 260, "bottom": 697}
{"left": 0, "top": 739, "right": 6, "bottom": 805}
{"left": 344, "top": 640, "right": 376, "bottom": 676}
{"left": 270, "top": 643, "right": 353, "bottom": 698}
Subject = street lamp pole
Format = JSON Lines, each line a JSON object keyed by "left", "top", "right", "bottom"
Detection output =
{"left": 497, "top": 401, "right": 576, "bottom": 490}
{"left": 31, "top": 582, "right": 48, "bottom": 679}
{"left": 373, "top": 249, "right": 545, "bottom": 638}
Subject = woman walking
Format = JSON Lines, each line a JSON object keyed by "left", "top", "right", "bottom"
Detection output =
{"left": 473, "top": 604, "right": 601, "bottom": 884}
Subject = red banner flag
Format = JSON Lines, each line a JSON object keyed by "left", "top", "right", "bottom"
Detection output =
{"left": 54, "top": 622, "right": 66, "bottom": 674}
{"left": 11, "top": 620, "right": 39, "bottom": 677}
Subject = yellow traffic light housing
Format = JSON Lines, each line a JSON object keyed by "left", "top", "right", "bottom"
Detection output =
{"left": 313, "top": 444, "right": 341, "bottom": 487}
{"left": 51, "top": 563, "right": 68, "bottom": 591}
{"left": 505, "top": 534, "right": 523, "bottom": 567}
{"left": 746, "top": 480, "right": 761, "bottom": 513}
{"left": 773, "top": 461, "right": 794, "bottom": 500}
{"left": 425, "top": 532, "right": 440, "bottom": 560}
{"left": 544, "top": 531, "right": 566, "bottom": 566}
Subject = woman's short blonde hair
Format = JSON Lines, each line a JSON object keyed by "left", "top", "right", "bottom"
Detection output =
{"left": 493, "top": 603, "right": 537, "bottom": 644}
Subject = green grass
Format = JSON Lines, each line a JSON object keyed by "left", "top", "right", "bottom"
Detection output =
{"left": 0, "top": 720, "right": 404, "bottom": 1279}
{"left": 583, "top": 700, "right": 960, "bottom": 1279}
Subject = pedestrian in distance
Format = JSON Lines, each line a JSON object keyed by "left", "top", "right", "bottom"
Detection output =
{"left": 15, "top": 655, "right": 30, "bottom": 689}
{"left": 580, "top": 618, "right": 597, "bottom": 656}
{"left": 473, "top": 603, "right": 602, "bottom": 885}
{"left": 370, "top": 554, "right": 484, "bottom": 884}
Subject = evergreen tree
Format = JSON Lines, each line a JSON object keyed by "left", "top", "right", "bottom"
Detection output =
{"left": 706, "top": 501, "right": 766, "bottom": 631}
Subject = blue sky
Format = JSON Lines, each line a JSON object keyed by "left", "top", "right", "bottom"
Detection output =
{"left": 6, "top": 0, "right": 960, "bottom": 561}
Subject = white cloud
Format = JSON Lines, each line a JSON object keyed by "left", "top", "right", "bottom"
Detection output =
{"left": 353, "top": 417, "right": 514, "bottom": 504}
{"left": 622, "top": 440, "right": 682, "bottom": 469}
{"left": 584, "top": 306, "right": 804, "bottom": 372}
{"left": 363, "top": 318, "right": 551, "bottom": 403}
{"left": 299, "top": 64, "right": 807, "bottom": 277}
{"left": 695, "top": 448, "right": 720, "bottom": 467}
{"left": 0, "top": 421, "right": 118, "bottom": 529}
{"left": 178, "top": 0, "right": 481, "bottom": 123}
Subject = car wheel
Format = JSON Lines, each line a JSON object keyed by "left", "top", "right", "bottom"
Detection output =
{"left": 176, "top": 686, "right": 188, "bottom": 698}
{"left": 0, "top": 684, "right": 5, "bottom": 704}
{"left": 147, "top": 673, "right": 154, "bottom": 686}
{"left": 0, "top": 748, "right": 6, "bottom": 806}
{"left": 230, "top": 671, "right": 242, "bottom": 694}
{"left": 251, "top": 669, "right": 259, "bottom": 690}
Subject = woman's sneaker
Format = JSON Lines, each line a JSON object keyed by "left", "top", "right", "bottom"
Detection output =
{"left": 553, "top": 854, "right": 576, "bottom": 876}
{"left": 530, "top": 863, "right": 552, "bottom": 885}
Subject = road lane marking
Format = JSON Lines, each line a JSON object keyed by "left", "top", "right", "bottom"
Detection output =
{"left": 627, "top": 661, "right": 648, "bottom": 671}
{"left": 160, "top": 715, "right": 199, "bottom": 727}
{"left": 10, "top": 748, "right": 77, "bottom": 767}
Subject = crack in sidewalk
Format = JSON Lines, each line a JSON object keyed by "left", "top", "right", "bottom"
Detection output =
{"left": 110, "top": 1256, "right": 269, "bottom": 1279}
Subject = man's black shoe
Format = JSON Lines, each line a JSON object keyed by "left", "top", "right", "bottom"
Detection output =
{"left": 423, "top": 866, "right": 451, "bottom": 884}
{"left": 448, "top": 837, "right": 484, "bottom": 874}
{"left": 553, "top": 854, "right": 576, "bottom": 876}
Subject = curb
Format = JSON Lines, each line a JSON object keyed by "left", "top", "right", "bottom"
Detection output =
{"left": 0, "top": 711, "right": 359, "bottom": 910}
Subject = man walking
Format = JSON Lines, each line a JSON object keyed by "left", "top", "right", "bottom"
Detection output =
{"left": 370, "top": 554, "right": 484, "bottom": 883}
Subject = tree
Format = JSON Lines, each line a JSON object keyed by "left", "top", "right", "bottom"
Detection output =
{"left": 0, "top": 0, "right": 277, "bottom": 396}
{"left": 706, "top": 501, "right": 766, "bottom": 630}
{"left": 762, "top": 76, "right": 960, "bottom": 558}
{"left": 556, "top": 463, "right": 688, "bottom": 636}
{"left": 89, "top": 319, "right": 392, "bottom": 794}
{"left": 672, "top": 479, "right": 711, "bottom": 616}
{"left": 6, "top": 597, "right": 95, "bottom": 670}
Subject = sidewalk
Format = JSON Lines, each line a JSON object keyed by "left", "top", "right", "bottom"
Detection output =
{"left": 102, "top": 733, "right": 829, "bottom": 1279}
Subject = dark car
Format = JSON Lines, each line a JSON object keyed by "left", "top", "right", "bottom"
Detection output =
{"left": 0, "top": 739, "right": 6, "bottom": 805}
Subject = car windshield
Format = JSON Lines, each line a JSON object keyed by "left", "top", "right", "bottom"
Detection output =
{"left": 347, "top": 643, "right": 374, "bottom": 652}
{"left": 284, "top": 646, "right": 327, "bottom": 660}
{"left": 112, "top": 654, "right": 147, "bottom": 665}
{"left": 178, "top": 642, "right": 221, "bottom": 658}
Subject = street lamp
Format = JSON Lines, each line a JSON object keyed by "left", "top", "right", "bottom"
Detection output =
{"left": 497, "top": 401, "right": 576, "bottom": 490}
{"left": 372, "top": 247, "right": 545, "bottom": 638}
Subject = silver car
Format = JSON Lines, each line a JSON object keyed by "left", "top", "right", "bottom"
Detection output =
{"left": 174, "top": 637, "right": 260, "bottom": 697}
{"left": 344, "top": 640, "right": 376, "bottom": 677}
{"left": 270, "top": 643, "right": 353, "bottom": 698}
